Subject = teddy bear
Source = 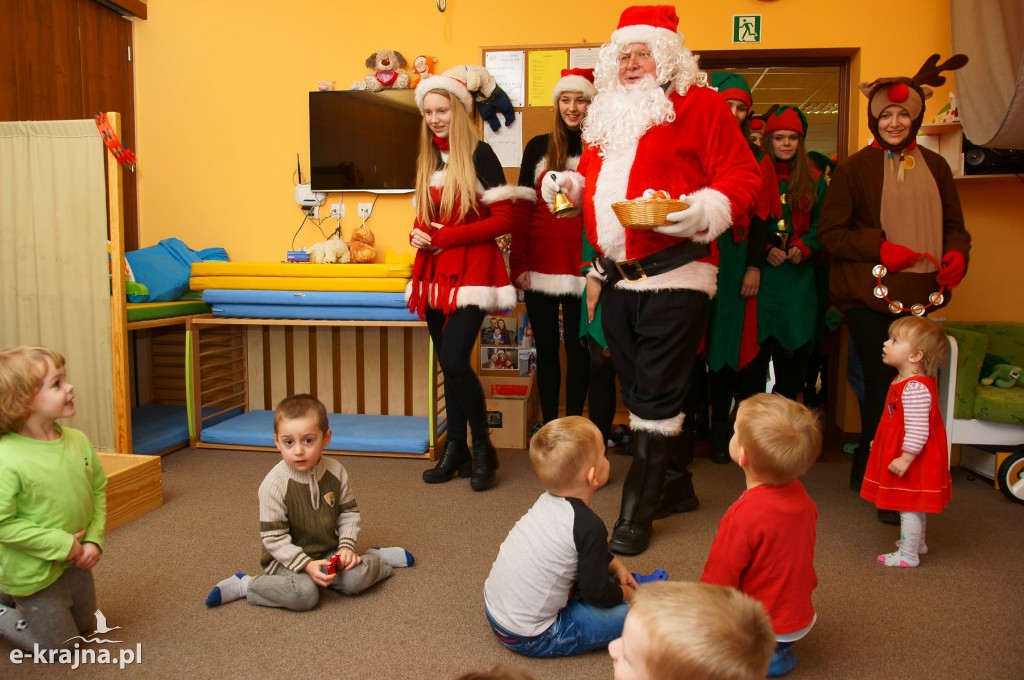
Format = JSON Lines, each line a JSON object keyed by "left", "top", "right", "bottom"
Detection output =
{"left": 351, "top": 49, "right": 410, "bottom": 92}
{"left": 442, "top": 65, "right": 516, "bottom": 132}
{"left": 305, "top": 234, "right": 351, "bottom": 264}
{"left": 347, "top": 224, "right": 377, "bottom": 263}
{"left": 409, "top": 55, "right": 438, "bottom": 89}
{"left": 981, "top": 364, "right": 1024, "bottom": 389}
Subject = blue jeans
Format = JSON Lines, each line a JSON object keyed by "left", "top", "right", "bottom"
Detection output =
{"left": 485, "top": 598, "right": 629, "bottom": 657}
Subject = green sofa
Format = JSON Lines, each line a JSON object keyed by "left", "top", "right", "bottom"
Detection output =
{"left": 939, "top": 322, "right": 1024, "bottom": 475}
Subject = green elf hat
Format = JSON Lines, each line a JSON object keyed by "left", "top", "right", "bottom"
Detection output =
{"left": 711, "top": 72, "right": 752, "bottom": 108}
{"left": 764, "top": 105, "right": 809, "bottom": 137}
{"left": 807, "top": 151, "right": 836, "bottom": 174}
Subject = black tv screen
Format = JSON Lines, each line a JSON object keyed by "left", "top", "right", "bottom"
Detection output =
{"left": 309, "top": 89, "right": 421, "bottom": 193}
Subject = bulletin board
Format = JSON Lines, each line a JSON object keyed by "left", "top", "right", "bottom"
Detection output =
{"left": 481, "top": 44, "right": 602, "bottom": 184}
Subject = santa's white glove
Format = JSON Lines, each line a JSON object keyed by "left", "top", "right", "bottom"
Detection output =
{"left": 653, "top": 193, "right": 709, "bottom": 239}
{"left": 540, "top": 171, "right": 583, "bottom": 208}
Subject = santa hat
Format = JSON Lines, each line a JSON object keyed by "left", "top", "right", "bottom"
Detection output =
{"left": 415, "top": 73, "right": 474, "bottom": 114}
{"left": 611, "top": 5, "right": 683, "bottom": 47}
{"left": 764, "top": 106, "right": 809, "bottom": 137}
{"left": 552, "top": 68, "right": 596, "bottom": 104}
{"left": 710, "top": 72, "right": 752, "bottom": 109}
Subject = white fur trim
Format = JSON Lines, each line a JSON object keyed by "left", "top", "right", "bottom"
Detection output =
{"left": 533, "top": 155, "right": 581, "bottom": 185}
{"left": 405, "top": 281, "right": 517, "bottom": 313}
{"left": 416, "top": 74, "right": 473, "bottom": 113}
{"left": 685, "top": 187, "right": 733, "bottom": 244}
{"left": 526, "top": 273, "right": 586, "bottom": 297}
{"left": 429, "top": 169, "right": 445, "bottom": 189}
{"left": 456, "top": 285, "right": 517, "bottom": 312}
{"left": 630, "top": 411, "right": 684, "bottom": 436}
{"left": 613, "top": 260, "right": 718, "bottom": 296}
{"left": 611, "top": 26, "right": 683, "bottom": 47}
{"left": 552, "top": 76, "right": 597, "bottom": 104}
{"left": 593, "top": 145, "right": 636, "bottom": 260}
{"left": 481, "top": 185, "right": 536, "bottom": 205}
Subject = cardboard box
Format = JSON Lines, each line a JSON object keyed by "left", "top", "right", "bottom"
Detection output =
{"left": 479, "top": 375, "right": 536, "bottom": 450}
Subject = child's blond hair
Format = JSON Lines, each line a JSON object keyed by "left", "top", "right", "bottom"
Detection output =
{"left": 632, "top": 581, "right": 775, "bottom": 680}
{"left": 735, "top": 394, "right": 821, "bottom": 484}
{"left": 0, "top": 345, "right": 66, "bottom": 435}
{"left": 529, "top": 416, "right": 602, "bottom": 491}
{"left": 273, "top": 394, "right": 329, "bottom": 435}
{"left": 889, "top": 316, "right": 948, "bottom": 376}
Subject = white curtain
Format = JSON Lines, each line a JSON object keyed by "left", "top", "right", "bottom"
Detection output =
{"left": 951, "top": 0, "right": 1024, "bottom": 149}
{"left": 0, "top": 119, "right": 115, "bottom": 449}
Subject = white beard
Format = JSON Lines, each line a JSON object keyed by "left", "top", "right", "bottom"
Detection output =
{"left": 583, "top": 76, "right": 676, "bottom": 154}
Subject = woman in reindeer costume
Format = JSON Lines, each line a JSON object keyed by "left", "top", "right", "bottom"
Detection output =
{"left": 818, "top": 54, "right": 971, "bottom": 502}
{"left": 408, "top": 71, "right": 534, "bottom": 492}
{"left": 511, "top": 68, "right": 597, "bottom": 428}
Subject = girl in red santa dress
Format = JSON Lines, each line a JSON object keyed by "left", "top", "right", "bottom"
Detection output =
{"left": 860, "top": 315, "right": 951, "bottom": 568}
{"left": 510, "top": 69, "right": 596, "bottom": 428}
{"left": 408, "top": 70, "right": 534, "bottom": 491}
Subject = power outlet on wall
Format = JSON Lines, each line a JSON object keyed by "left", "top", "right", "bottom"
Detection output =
{"left": 329, "top": 203, "right": 343, "bottom": 219}
{"left": 358, "top": 203, "right": 373, "bottom": 218}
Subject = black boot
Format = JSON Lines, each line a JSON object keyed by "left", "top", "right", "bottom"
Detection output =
{"left": 470, "top": 439, "right": 499, "bottom": 491}
{"left": 710, "top": 421, "right": 732, "bottom": 465}
{"left": 609, "top": 431, "right": 672, "bottom": 555}
{"left": 422, "top": 439, "right": 471, "bottom": 484}
{"left": 655, "top": 432, "right": 700, "bottom": 519}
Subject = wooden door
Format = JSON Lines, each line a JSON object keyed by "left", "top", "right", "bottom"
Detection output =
{"left": 0, "top": 0, "right": 139, "bottom": 251}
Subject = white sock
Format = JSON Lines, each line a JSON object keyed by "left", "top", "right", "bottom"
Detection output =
{"left": 878, "top": 512, "right": 923, "bottom": 568}
{"left": 370, "top": 546, "right": 415, "bottom": 568}
{"left": 205, "top": 573, "right": 251, "bottom": 606}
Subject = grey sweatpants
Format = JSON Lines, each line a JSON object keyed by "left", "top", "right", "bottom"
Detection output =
{"left": 0, "top": 567, "right": 96, "bottom": 652}
{"left": 248, "top": 552, "right": 391, "bottom": 611}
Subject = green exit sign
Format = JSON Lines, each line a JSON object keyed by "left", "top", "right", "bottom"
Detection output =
{"left": 733, "top": 15, "right": 762, "bottom": 44}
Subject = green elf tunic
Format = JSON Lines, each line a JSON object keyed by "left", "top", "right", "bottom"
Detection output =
{"left": 579, "top": 225, "right": 606, "bottom": 348}
{"left": 707, "top": 151, "right": 778, "bottom": 372}
{"left": 757, "top": 160, "right": 827, "bottom": 350}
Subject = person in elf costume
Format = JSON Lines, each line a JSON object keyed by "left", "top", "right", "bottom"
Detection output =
{"left": 511, "top": 69, "right": 597, "bottom": 428}
{"left": 407, "top": 70, "right": 535, "bottom": 492}
{"left": 818, "top": 54, "right": 971, "bottom": 503}
{"left": 741, "top": 106, "right": 826, "bottom": 403}
{"left": 543, "top": 5, "right": 760, "bottom": 555}
{"left": 703, "top": 71, "right": 781, "bottom": 464}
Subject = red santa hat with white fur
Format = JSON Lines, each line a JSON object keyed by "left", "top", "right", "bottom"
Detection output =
{"left": 415, "top": 73, "right": 474, "bottom": 114}
{"left": 611, "top": 5, "right": 683, "bottom": 46}
{"left": 552, "top": 68, "right": 596, "bottom": 104}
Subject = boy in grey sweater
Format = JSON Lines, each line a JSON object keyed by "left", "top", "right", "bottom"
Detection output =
{"left": 205, "top": 394, "right": 413, "bottom": 610}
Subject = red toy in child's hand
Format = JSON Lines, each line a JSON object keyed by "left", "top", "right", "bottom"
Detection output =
{"left": 324, "top": 554, "right": 343, "bottom": 575}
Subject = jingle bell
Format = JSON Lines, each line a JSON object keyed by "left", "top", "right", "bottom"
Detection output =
{"left": 552, "top": 191, "right": 576, "bottom": 217}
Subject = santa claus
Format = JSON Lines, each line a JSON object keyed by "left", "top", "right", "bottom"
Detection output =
{"left": 543, "top": 5, "right": 760, "bottom": 555}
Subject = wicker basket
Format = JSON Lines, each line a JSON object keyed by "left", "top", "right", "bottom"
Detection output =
{"left": 611, "top": 198, "right": 688, "bottom": 229}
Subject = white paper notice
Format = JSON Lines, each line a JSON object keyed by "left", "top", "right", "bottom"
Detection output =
{"left": 484, "top": 115, "right": 523, "bottom": 168}
{"left": 569, "top": 47, "right": 602, "bottom": 69}
{"left": 485, "top": 51, "right": 526, "bottom": 108}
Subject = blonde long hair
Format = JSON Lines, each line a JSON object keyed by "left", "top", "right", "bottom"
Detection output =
{"left": 414, "top": 89, "right": 481, "bottom": 226}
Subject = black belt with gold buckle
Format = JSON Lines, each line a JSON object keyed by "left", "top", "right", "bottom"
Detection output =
{"left": 596, "top": 240, "right": 710, "bottom": 285}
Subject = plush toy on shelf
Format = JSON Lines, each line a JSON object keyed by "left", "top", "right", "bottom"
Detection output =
{"left": 409, "top": 55, "right": 438, "bottom": 89}
{"left": 305, "top": 234, "right": 351, "bottom": 264}
{"left": 351, "top": 49, "right": 410, "bottom": 91}
{"left": 443, "top": 65, "right": 516, "bottom": 132}
{"left": 318, "top": 80, "right": 336, "bottom": 91}
{"left": 348, "top": 224, "right": 377, "bottom": 263}
{"left": 981, "top": 364, "right": 1024, "bottom": 389}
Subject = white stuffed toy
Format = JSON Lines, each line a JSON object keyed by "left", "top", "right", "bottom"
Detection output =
{"left": 305, "top": 234, "right": 351, "bottom": 264}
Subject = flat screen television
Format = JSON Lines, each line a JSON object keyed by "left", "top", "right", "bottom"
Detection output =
{"left": 309, "top": 89, "right": 421, "bottom": 193}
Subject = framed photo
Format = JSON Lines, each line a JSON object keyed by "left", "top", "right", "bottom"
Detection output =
{"left": 518, "top": 349, "right": 536, "bottom": 377}
{"left": 485, "top": 410, "right": 504, "bottom": 428}
{"left": 481, "top": 347, "right": 519, "bottom": 372}
{"left": 480, "top": 315, "right": 518, "bottom": 347}
{"left": 518, "top": 311, "right": 534, "bottom": 349}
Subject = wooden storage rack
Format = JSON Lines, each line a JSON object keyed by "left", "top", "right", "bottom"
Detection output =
{"left": 187, "top": 316, "right": 446, "bottom": 460}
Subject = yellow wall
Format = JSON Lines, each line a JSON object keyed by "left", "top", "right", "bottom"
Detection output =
{"left": 133, "top": 0, "right": 1021, "bottom": 322}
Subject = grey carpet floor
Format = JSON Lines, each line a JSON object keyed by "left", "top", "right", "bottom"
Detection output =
{"left": 3, "top": 446, "right": 1022, "bottom": 679}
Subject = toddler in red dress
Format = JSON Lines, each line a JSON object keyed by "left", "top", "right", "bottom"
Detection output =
{"left": 860, "top": 316, "right": 950, "bottom": 568}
